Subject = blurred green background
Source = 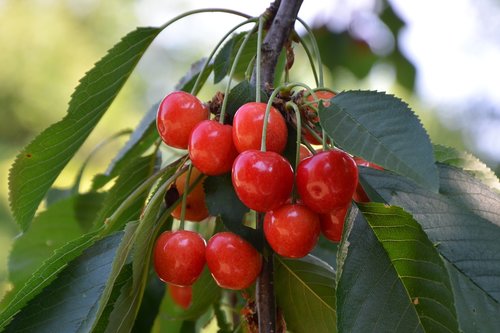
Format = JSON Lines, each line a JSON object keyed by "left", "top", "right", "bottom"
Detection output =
{"left": 1, "top": 0, "right": 499, "bottom": 300}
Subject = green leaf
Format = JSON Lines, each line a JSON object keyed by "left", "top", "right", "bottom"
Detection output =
{"left": 132, "top": 271, "right": 167, "bottom": 333}
{"left": 3, "top": 232, "right": 124, "bottom": 333}
{"left": 214, "top": 32, "right": 244, "bottom": 83}
{"left": 1, "top": 196, "right": 83, "bottom": 310}
{"left": 0, "top": 226, "right": 104, "bottom": 330}
{"left": 360, "top": 167, "right": 500, "bottom": 302}
{"left": 213, "top": 32, "right": 257, "bottom": 83}
{"left": 94, "top": 154, "right": 159, "bottom": 232}
{"left": 74, "top": 191, "right": 107, "bottom": 231}
{"left": 445, "top": 261, "right": 500, "bottom": 333}
{"left": 8, "top": 26, "right": 162, "bottom": 231}
{"left": 310, "top": 235, "right": 338, "bottom": 271}
{"left": 319, "top": 90, "right": 438, "bottom": 191}
{"left": 434, "top": 144, "right": 500, "bottom": 192}
{"left": 358, "top": 203, "right": 459, "bottom": 332}
{"left": 204, "top": 174, "right": 260, "bottom": 248}
{"left": 337, "top": 205, "right": 454, "bottom": 332}
{"left": 92, "top": 105, "right": 159, "bottom": 190}
{"left": 275, "top": 255, "right": 336, "bottom": 333}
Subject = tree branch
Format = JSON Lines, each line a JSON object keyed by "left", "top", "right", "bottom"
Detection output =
{"left": 256, "top": 0, "right": 303, "bottom": 91}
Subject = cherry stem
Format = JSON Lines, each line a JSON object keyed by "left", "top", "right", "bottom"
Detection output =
{"left": 219, "top": 23, "right": 259, "bottom": 124}
{"left": 159, "top": 8, "right": 251, "bottom": 30}
{"left": 287, "top": 101, "right": 302, "bottom": 204}
{"left": 260, "top": 86, "right": 284, "bottom": 152}
{"left": 190, "top": 17, "right": 258, "bottom": 96}
{"left": 255, "top": 16, "right": 265, "bottom": 103}
{"left": 296, "top": 17, "right": 324, "bottom": 87}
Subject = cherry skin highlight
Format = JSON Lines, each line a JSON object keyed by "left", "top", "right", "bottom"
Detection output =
{"left": 168, "top": 284, "right": 192, "bottom": 310}
{"left": 232, "top": 150, "right": 294, "bottom": 212}
{"left": 205, "top": 232, "right": 262, "bottom": 290}
{"left": 189, "top": 120, "right": 238, "bottom": 175}
{"left": 296, "top": 149, "right": 358, "bottom": 213}
{"left": 264, "top": 203, "right": 320, "bottom": 258}
{"left": 153, "top": 230, "right": 206, "bottom": 286}
{"left": 232, "top": 102, "right": 288, "bottom": 154}
{"left": 171, "top": 167, "right": 209, "bottom": 222}
{"left": 156, "top": 91, "right": 208, "bottom": 149}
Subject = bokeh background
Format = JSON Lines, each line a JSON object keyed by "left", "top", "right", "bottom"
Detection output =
{"left": 1, "top": 0, "right": 499, "bottom": 298}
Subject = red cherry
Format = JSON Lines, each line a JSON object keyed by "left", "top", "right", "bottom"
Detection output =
{"left": 301, "top": 90, "right": 336, "bottom": 145}
{"left": 168, "top": 284, "right": 192, "bottom": 309}
{"left": 171, "top": 167, "right": 209, "bottom": 222}
{"left": 189, "top": 120, "right": 239, "bottom": 175}
{"left": 232, "top": 102, "right": 288, "bottom": 154}
{"left": 264, "top": 203, "right": 320, "bottom": 258}
{"left": 205, "top": 232, "right": 262, "bottom": 290}
{"left": 153, "top": 230, "right": 206, "bottom": 286}
{"left": 296, "top": 149, "right": 358, "bottom": 213}
{"left": 156, "top": 91, "right": 208, "bottom": 149}
{"left": 299, "top": 144, "right": 312, "bottom": 161}
{"left": 320, "top": 204, "right": 350, "bottom": 242}
{"left": 232, "top": 150, "right": 294, "bottom": 212}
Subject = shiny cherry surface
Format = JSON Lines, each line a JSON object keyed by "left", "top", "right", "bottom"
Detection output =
{"left": 171, "top": 167, "right": 209, "bottom": 222}
{"left": 232, "top": 150, "right": 294, "bottom": 212}
{"left": 296, "top": 149, "right": 358, "bottom": 213}
{"left": 232, "top": 102, "right": 287, "bottom": 154}
{"left": 156, "top": 91, "right": 208, "bottom": 149}
{"left": 264, "top": 203, "right": 320, "bottom": 258}
{"left": 189, "top": 120, "right": 238, "bottom": 175}
{"left": 153, "top": 230, "right": 206, "bottom": 286}
{"left": 205, "top": 232, "right": 262, "bottom": 290}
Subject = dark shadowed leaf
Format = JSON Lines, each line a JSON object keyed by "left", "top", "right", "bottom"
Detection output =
{"left": 275, "top": 255, "right": 336, "bottom": 333}
{"left": 8, "top": 27, "right": 162, "bottom": 231}
{"left": 224, "top": 80, "right": 268, "bottom": 121}
{"left": 319, "top": 90, "right": 438, "bottom": 191}
{"left": 360, "top": 167, "right": 500, "bottom": 302}
{"left": 74, "top": 191, "right": 107, "bottom": 231}
{"left": 204, "top": 174, "right": 260, "bottom": 248}
{"left": 131, "top": 271, "right": 166, "bottom": 333}
{"left": 337, "top": 205, "right": 447, "bottom": 332}
{"left": 3, "top": 232, "right": 124, "bottom": 333}
{"left": 445, "top": 261, "right": 500, "bottom": 332}
{"left": 214, "top": 32, "right": 244, "bottom": 83}
{"left": 175, "top": 57, "right": 213, "bottom": 94}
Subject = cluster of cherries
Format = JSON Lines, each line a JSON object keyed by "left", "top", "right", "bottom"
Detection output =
{"left": 153, "top": 89, "right": 373, "bottom": 308}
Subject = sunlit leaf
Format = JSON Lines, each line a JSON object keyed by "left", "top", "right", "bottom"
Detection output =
{"left": 319, "top": 90, "right": 438, "bottom": 191}
{"left": 275, "top": 255, "right": 336, "bottom": 333}
{"left": 8, "top": 26, "right": 162, "bottom": 231}
{"left": 360, "top": 167, "right": 500, "bottom": 302}
{"left": 337, "top": 204, "right": 458, "bottom": 332}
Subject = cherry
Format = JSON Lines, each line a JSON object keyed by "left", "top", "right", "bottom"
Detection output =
{"left": 299, "top": 144, "right": 312, "bottom": 161}
{"left": 264, "top": 203, "right": 320, "bottom": 258}
{"left": 301, "top": 90, "right": 336, "bottom": 145}
{"left": 189, "top": 120, "right": 239, "bottom": 175}
{"left": 232, "top": 150, "right": 294, "bottom": 212}
{"left": 320, "top": 204, "right": 350, "bottom": 242}
{"left": 352, "top": 157, "right": 383, "bottom": 203}
{"left": 232, "top": 102, "right": 288, "bottom": 154}
{"left": 153, "top": 230, "right": 206, "bottom": 286}
{"left": 156, "top": 91, "right": 208, "bottom": 149}
{"left": 205, "top": 232, "right": 262, "bottom": 290}
{"left": 171, "top": 167, "right": 209, "bottom": 222}
{"left": 296, "top": 149, "right": 358, "bottom": 213}
{"left": 168, "top": 284, "right": 192, "bottom": 310}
